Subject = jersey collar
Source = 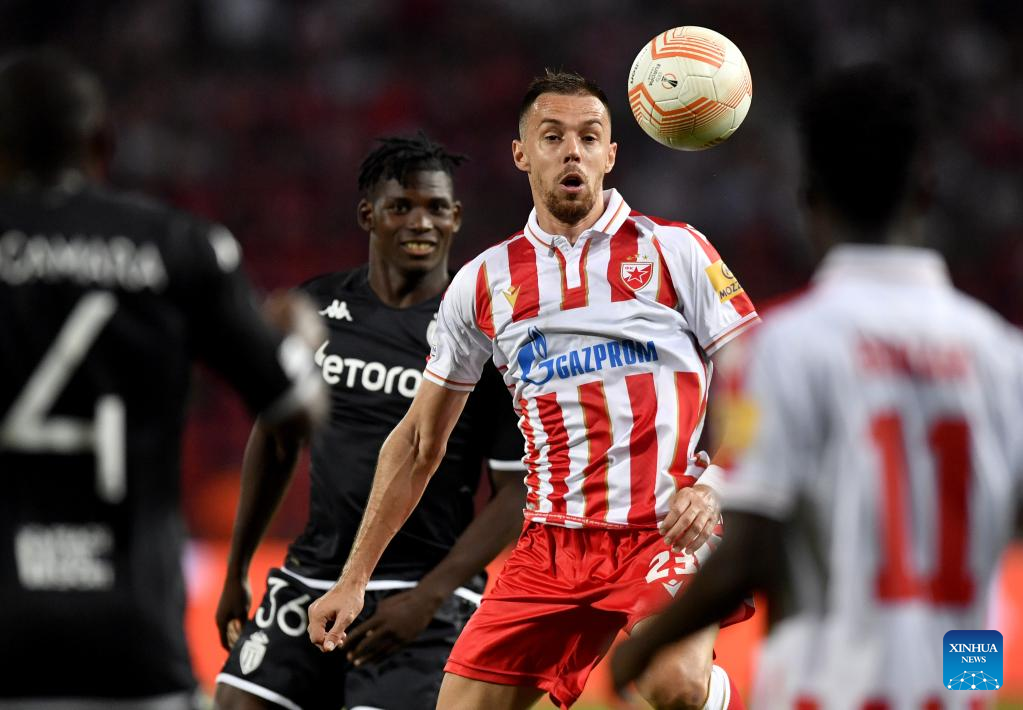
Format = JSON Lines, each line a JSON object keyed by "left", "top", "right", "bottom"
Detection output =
{"left": 814, "top": 244, "right": 951, "bottom": 288}
{"left": 524, "top": 189, "right": 631, "bottom": 249}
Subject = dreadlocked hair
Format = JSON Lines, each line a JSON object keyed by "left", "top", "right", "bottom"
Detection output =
{"left": 357, "top": 132, "right": 468, "bottom": 194}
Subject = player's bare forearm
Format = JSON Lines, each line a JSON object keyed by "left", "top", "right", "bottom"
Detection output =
{"left": 335, "top": 382, "right": 473, "bottom": 590}
{"left": 225, "top": 422, "right": 302, "bottom": 579}
{"left": 341, "top": 468, "right": 524, "bottom": 665}
{"left": 217, "top": 422, "right": 302, "bottom": 648}
{"left": 416, "top": 469, "right": 526, "bottom": 603}
{"left": 308, "top": 382, "right": 472, "bottom": 652}
{"left": 337, "top": 421, "right": 440, "bottom": 589}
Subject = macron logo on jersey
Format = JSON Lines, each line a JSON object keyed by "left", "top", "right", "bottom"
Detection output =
{"left": 319, "top": 300, "right": 353, "bottom": 321}
{"left": 516, "top": 327, "right": 659, "bottom": 386}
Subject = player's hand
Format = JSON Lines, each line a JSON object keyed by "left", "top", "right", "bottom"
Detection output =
{"left": 610, "top": 635, "right": 657, "bottom": 696}
{"left": 344, "top": 587, "right": 442, "bottom": 667}
{"left": 262, "top": 290, "right": 325, "bottom": 351}
{"left": 659, "top": 484, "right": 720, "bottom": 554}
{"left": 215, "top": 575, "right": 252, "bottom": 651}
{"left": 307, "top": 583, "right": 365, "bottom": 653}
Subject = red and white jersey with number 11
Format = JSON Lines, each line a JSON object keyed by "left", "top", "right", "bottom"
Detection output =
{"left": 722, "top": 245, "right": 1023, "bottom": 710}
{"left": 425, "top": 189, "right": 758, "bottom": 530}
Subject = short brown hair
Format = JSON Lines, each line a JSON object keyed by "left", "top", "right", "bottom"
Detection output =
{"left": 518, "top": 69, "right": 611, "bottom": 137}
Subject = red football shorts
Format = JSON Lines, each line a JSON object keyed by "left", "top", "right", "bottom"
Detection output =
{"left": 444, "top": 521, "right": 754, "bottom": 709}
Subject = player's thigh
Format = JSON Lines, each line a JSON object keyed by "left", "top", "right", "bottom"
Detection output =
{"left": 344, "top": 628, "right": 451, "bottom": 710}
{"left": 213, "top": 682, "right": 274, "bottom": 710}
{"left": 631, "top": 619, "right": 719, "bottom": 709}
{"left": 435, "top": 673, "right": 545, "bottom": 710}
{"left": 345, "top": 591, "right": 480, "bottom": 710}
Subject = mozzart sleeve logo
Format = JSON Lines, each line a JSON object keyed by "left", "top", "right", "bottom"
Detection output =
{"left": 704, "top": 259, "right": 744, "bottom": 303}
{"left": 943, "top": 630, "right": 1002, "bottom": 691}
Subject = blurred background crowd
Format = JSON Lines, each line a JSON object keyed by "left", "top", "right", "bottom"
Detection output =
{"left": 3, "top": 0, "right": 1022, "bottom": 699}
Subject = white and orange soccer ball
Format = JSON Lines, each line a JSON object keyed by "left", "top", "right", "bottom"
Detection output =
{"left": 628, "top": 26, "right": 752, "bottom": 150}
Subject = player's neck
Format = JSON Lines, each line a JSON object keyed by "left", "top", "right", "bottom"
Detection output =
{"left": 367, "top": 258, "right": 450, "bottom": 309}
{"left": 533, "top": 190, "right": 608, "bottom": 245}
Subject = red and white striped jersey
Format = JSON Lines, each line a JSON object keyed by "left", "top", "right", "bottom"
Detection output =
{"left": 425, "top": 189, "right": 759, "bottom": 529}
{"left": 721, "top": 245, "right": 1023, "bottom": 709}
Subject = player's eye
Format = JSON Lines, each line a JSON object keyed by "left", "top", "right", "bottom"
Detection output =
{"left": 543, "top": 134, "right": 561, "bottom": 143}
{"left": 390, "top": 202, "right": 410, "bottom": 214}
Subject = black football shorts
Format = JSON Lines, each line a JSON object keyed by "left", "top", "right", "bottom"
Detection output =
{"left": 217, "top": 567, "right": 478, "bottom": 710}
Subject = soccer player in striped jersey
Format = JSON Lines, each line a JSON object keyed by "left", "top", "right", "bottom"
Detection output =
{"left": 309, "top": 70, "right": 758, "bottom": 710}
{"left": 611, "top": 66, "right": 1023, "bottom": 709}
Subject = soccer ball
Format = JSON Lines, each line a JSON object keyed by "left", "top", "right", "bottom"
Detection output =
{"left": 627, "top": 26, "right": 752, "bottom": 151}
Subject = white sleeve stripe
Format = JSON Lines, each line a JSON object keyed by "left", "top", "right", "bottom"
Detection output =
{"left": 703, "top": 312, "right": 761, "bottom": 356}
{"left": 422, "top": 369, "right": 476, "bottom": 392}
{"left": 488, "top": 458, "right": 526, "bottom": 471}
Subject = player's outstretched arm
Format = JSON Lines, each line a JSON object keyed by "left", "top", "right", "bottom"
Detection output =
{"left": 344, "top": 468, "right": 525, "bottom": 666}
{"left": 307, "top": 380, "right": 471, "bottom": 652}
{"left": 611, "top": 510, "right": 781, "bottom": 693}
{"left": 216, "top": 420, "right": 303, "bottom": 650}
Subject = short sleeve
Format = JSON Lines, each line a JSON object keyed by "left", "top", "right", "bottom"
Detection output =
{"left": 176, "top": 220, "right": 319, "bottom": 422}
{"left": 656, "top": 223, "right": 759, "bottom": 357}
{"left": 720, "top": 323, "right": 819, "bottom": 520}
{"left": 423, "top": 259, "right": 493, "bottom": 392}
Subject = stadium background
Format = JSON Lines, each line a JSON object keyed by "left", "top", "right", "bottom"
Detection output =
{"left": 4, "top": 0, "right": 1021, "bottom": 707}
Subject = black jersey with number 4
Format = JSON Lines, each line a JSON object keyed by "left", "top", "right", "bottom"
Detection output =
{"left": 286, "top": 266, "right": 524, "bottom": 583}
{"left": 0, "top": 182, "right": 310, "bottom": 699}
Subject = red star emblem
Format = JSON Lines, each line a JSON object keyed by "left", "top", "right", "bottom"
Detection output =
{"left": 621, "top": 261, "right": 653, "bottom": 290}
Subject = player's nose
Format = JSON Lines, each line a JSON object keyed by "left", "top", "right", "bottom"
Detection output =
{"left": 406, "top": 207, "right": 434, "bottom": 231}
{"left": 562, "top": 134, "right": 582, "bottom": 162}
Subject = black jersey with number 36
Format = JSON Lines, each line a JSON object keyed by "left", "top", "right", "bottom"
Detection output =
{"left": 0, "top": 182, "right": 312, "bottom": 699}
{"left": 286, "top": 266, "right": 524, "bottom": 583}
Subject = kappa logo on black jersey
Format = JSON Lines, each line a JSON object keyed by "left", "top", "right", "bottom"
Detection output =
{"left": 314, "top": 340, "right": 422, "bottom": 398}
{"left": 319, "top": 299, "right": 353, "bottom": 321}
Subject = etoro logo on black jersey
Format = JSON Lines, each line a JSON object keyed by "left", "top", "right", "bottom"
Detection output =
{"left": 516, "top": 327, "right": 659, "bottom": 386}
{"left": 314, "top": 341, "right": 422, "bottom": 398}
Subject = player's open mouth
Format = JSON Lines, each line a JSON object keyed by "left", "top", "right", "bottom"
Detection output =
{"left": 559, "top": 173, "right": 585, "bottom": 194}
{"left": 400, "top": 240, "right": 437, "bottom": 256}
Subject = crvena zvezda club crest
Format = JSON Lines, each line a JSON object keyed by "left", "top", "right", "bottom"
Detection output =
{"left": 621, "top": 260, "right": 653, "bottom": 290}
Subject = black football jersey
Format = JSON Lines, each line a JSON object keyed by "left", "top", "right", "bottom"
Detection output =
{"left": 0, "top": 182, "right": 303, "bottom": 698}
{"left": 285, "top": 266, "right": 524, "bottom": 583}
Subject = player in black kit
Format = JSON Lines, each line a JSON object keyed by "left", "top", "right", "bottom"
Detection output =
{"left": 0, "top": 51, "right": 325, "bottom": 709}
{"left": 214, "top": 135, "right": 527, "bottom": 710}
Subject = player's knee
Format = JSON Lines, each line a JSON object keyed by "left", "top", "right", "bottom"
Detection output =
{"left": 213, "top": 682, "right": 272, "bottom": 710}
{"left": 638, "top": 661, "right": 712, "bottom": 710}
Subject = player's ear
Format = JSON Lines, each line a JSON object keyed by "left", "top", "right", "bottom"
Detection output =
{"left": 512, "top": 139, "right": 530, "bottom": 173}
{"left": 605, "top": 141, "right": 618, "bottom": 174}
{"left": 356, "top": 198, "right": 373, "bottom": 232}
{"left": 451, "top": 200, "right": 463, "bottom": 234}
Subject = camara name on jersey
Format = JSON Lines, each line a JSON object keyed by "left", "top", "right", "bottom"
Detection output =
{"left": 0, "top": 230, "right": 167, "bottom": 291}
